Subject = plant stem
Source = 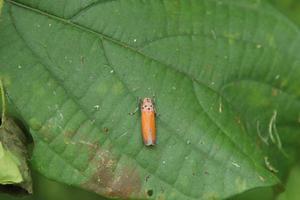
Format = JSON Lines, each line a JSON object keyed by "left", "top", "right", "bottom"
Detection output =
{"left": 0, "top": 79, "right": 6, "bottom": 125}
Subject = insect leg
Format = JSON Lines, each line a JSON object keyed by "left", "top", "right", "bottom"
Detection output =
{"left": 129, "top": 97, "right": 142, "bottom": 115}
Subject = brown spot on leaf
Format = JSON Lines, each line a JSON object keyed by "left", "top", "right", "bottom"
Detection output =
{"left": 81, "top": 147, "right": 143, "bottom": 199}
{"left": 145, "top": 174, "right": 150, "bottom": 182}
{"left": 157, "top": 193, "right": 166, "bottom": 200}
{"left": 108, "top": 167, "right": 141, "bottom": 198}
{"left": 146, "top": 189, "right": 153, "bottom": 197}
{"left": 235, "top": 115, "right": 241, "bottom": 124}
{"left": 39, "top": 123, "right": 56, "bottom": 142}
{"left": 64, "top": 130, "right": 76, "bottom": 139}
{"left": 272, "top": 88, "right": 278, "bottom": 96}
{"left": 103, "top": 127, "right": 109, "bottom": 134}
{"left": 76, "top": 141, "right": 99, "bottom": 162}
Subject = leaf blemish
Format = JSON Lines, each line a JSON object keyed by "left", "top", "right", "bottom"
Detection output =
{"left": 64, "top": 130, "right": 77, "bottom": 140}
{"left": 103, "top": 127, "right": 109, "bottom": 133}
{"left": 145, "top": 175, "right": 150, "bottom": 182}
{"left": 231, "top": 161, "right": 240, "bottom": 168}
{"left": 80, "top": 56, "right": 84, "bottom": 64}
{"left": 147, "top": 189, "right": 153, "bottom": 197}
{"left": 218, "top": 97, "right": 223, "bottom": 113}
{"left": 256, "top": 44, "right": 262, "bottom": 49}
{"left": 82, "top": 148, "right": 143, "bottom": 199}
{"left": 271, "top": 88, "right": 278, "bottom": 96}
{"left": 93, "top": 105, "right": 100, "bottom": 111}
{"left": 211, "top": 29, "right": 217, "bottom": 40}
{"left": 259, "top": 175, "right": 265, "bottom": 182}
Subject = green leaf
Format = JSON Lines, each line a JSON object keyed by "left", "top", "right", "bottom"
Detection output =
{"left": 0, "top": 142, "right": 23, "bottom": 184}
{"left": 1, "top": 0, "right": 300, "bottom": 199}
{"left": 277, "top": 164, "right": 300, "bottom": 200}
{"left": 0, "top": 170, "right": 108, "bottom": 200}
{"left": 0, "top": 0, "right": 3, "bottom": 14}
{"left": 0, "top": 118, "right": 32, "bottom": 193}
{"left": 0, "top": 79, "right": 32, "bottom": 194}
{"left": 227, "top": 186, "right": 275, "bottom": 200}
{"left": 268, "top": 0, "right": 300, "bottom": 27}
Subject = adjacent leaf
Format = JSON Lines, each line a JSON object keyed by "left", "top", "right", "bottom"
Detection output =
{"left": 277, "top": 164, "right": 300, "bottom": 200}
{"left": 0, "top": 118, "right": 32, "bottom": 194}
{"left": 1, "top": 0, "right": 300, "bottom": 199}
{"left": 0, "top": 0, "right": 3, "bottom": 14}
{"left": 0, "top": 79, "right": 32, "bottom": 194}
{"left": 227, "top": 186, "right": 275, "bottom": 200}
{"left": 268, "top": 0, "right": 300, "bottom": 27}
{"left": 0, "top": 170, "right": 107, "bottom": 200}
{"left": 0, "top": 142, "right": 23, "bottom": 184}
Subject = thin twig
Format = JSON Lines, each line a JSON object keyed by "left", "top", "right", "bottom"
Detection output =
{"left": 264, "top": 156, "right": 278, "bottom": 173}
{"left": 272, "top": 121, "right": 282, "bottom": 149}
{"left": 256, "top": 120, "right": 269, "bottom": 145}
{"left": 0, "top": 79, "right": 6, "bottom": 124}
{"left": 268, "top": 110, "right": 277, "bottom": 144}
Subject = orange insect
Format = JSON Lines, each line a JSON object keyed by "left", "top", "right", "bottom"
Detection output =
{"left": 140, "top": 98, "right": 156, "bottom": 146}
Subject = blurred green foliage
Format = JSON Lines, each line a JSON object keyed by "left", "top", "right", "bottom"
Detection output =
{"left": 231, "top": 1, "right": 300, "bottom": 199}
{"left": 277, "top": 164, "right": 300, "bottom": 200}
{"left": 268, "top": 0, "right": 300, "bottom": 27}
{"left": 0, "top": 170, "right": 106, "bottom": 200}
{"left": 227, "top": 187, "right": 275, "bottom": 200}
{"left": 228, "top": 162, "right": 300, "bottom": 200}
{"left": 227, "top": 1, "right": 300, "bottom": 200}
